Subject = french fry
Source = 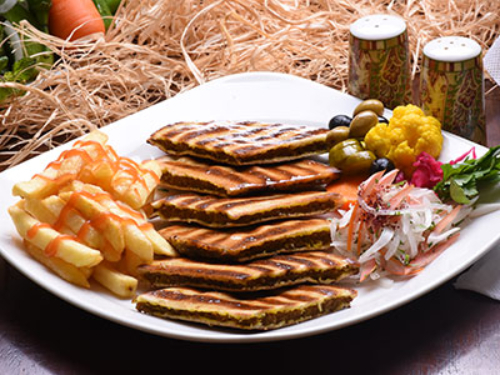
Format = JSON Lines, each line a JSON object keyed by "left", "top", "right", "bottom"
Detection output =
{"left": 24, "top": 241, "right": 92, "bottom": 288}
{"left": 63, "top": 181, "right": 176, "bottom": 257}
{"left": 25, "top": 196, "right": 104, "bottom": 250}
{"left": 79, "top": 130, "right": 109, "bottom": 145}
{"left": 24, "top": 197, "right": 58, "bottom": 225}
{"left": 108, "top": 159, "right": 161, "bottom": 210}
{"left": 100, "top": 240, "right": 123, "bottom": 263}
{"left": 58, "top": 190, "right": 125, "bottom": 258}
{"left": 122, "top": 249, "right": 148, "bottom": 277}
{"left": 12, "top": 131, "right": 109, "bottom": 200}
{"left": 8, "top": 130, "right": 176, "bottom": 297}
{"left": 143, "top": 227, "right": 177, "bottom": 257}
{"left": 93, "top": 262, "right": 138, "bottom": 298}
{"left": 123, "top": 223, "right": 154, "bottom": 262}
{"left": 12, "top": 171, "right": 70, "bottom": 201}
{"left": 8, "top": 203, "right": 103, "bottom": 268}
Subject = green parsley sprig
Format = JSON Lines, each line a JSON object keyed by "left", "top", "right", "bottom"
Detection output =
{"left": 433, "top": 145, "right": 500, "bottom": 204}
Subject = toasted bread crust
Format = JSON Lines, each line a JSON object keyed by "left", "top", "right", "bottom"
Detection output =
{"left": 148, "top": 121, "right": 335, "bottom": 165}
{"left": 156, "top": 156, "right": 340, "bottom": 197}
{"left": 152, "top": 191, "right": 342, "bottom": 228}
{"left": 138, "top": 251, "right": 359, "bottom": 292}
{"left": 135, "top": 285, "right": 357, "bottom": 330}
{"left": 158, "top": 219, "right": 333, "bottom": 262}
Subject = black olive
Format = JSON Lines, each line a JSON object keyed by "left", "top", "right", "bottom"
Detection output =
{"left": 378, "top": 115, "right": 389, "bottom": 124}
{"left": 328, "top": 115, "right": 352, "bottom": 129}
{"left": 369, "top": 157, "right": 395, "bottom": 175}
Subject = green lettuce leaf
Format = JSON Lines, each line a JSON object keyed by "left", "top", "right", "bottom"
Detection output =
{"left": 434, "top": 145, "right": 500, "bottom": 204}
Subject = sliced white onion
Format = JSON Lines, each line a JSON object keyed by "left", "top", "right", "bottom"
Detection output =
{"left": 385, "top": 231, "right": 400, "bottom": 260}
{"left": 427, "top": 227, "right": 461, "bottom": 248}
{"left": 359, "top": 227, "right": 394, "bottom": 263}
{"left": 337, "top": 206, "right": 353, "bottom": 228}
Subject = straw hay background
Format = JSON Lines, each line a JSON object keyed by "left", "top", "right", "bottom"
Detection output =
{"left": 0, "top": 0, "right": 499, "bottom": 168}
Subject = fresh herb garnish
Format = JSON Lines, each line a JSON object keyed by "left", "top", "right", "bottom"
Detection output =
{"left": 434, "top": 145, "right": 500, "bottom": 204}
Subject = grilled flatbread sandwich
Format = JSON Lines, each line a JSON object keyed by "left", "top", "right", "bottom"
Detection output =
{"left": 156, "top": 156, "right": 340, "bottom": 197}
{"left": 138, "top": 251, "right": 359, "bottom": 292}
{"left": 151, "top": 191, "right": 342, "bottom": 228}
{"left": 148, "top": 121, "right": 336, "bottom": 165}
{"left": 159, "top": 219, "right": 333, "bottom": 262}
{"left": 134, "top": 285, "right": 357, "bottom": 330}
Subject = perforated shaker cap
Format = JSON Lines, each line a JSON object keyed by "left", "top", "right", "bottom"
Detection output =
{"left": 423, "top": 36, "right": 481, "bottom": 62}
{"left": 350, "top": 14, "right": 406, "bottom": 41}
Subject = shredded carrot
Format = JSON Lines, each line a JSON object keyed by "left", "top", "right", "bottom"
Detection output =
{"left": 411, "top": 233, "right": 461, "bottom": 268}
{"left": 384, "top": 258, "right": 424, "bottom": 276}
{"left": 361, "top": 170, "right": 385, "bottom": 197}
{"left": 359, "top": 258, "right": 377, "bottom": 282}
{"left": 433, "top": 205, "right": 462, "bottom": 235}
{"left": 388, "top": 183, "right": 414, "bottom": 208}
{"left": 347, "top": 201, "right": 359, "bottom": 253}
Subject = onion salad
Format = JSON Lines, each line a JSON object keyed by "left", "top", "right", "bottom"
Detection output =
{"left": 330, "top": 169, "right": 472, "bottom": 282}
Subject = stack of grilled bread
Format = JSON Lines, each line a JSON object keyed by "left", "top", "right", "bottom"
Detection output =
{"left": 134, "top": 121, "right": 359, "bottom": 331}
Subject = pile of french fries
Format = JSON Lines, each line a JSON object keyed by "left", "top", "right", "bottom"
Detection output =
{"left": 8, "top": 131, "right": 176, "bottom": 298}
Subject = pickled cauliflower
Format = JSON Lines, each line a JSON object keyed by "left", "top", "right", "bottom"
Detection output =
{"left": 364, "top": 104, "right": 443, "bottom": 176}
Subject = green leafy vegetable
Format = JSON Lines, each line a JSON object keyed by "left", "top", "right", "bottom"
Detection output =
{"left": 26, "top": 0, "right": 51, "bottom": 32}
{"left": 0, "top": 56, "right": 37, "bottom": 100}
{"left": 434, "top": 145, "right": 500, "bottom": 204}
{"left": 105, "top": 0, "right": 121, "bottom": 14}
{"left": 0, "top": 55, "right": 9, "bottom": 72}
{"left": 2, "top": 3, "right": 40, "bottom": 29}
{"left": 0, "top": 0, "right": 53, "bottom": 101}
{"left": 93, "top": 0, "right": 113, "bottom": 29}
{"left": 6, "top": 56, "right": 38, "bottom": 82}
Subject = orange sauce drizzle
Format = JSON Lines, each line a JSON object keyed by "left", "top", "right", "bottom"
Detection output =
{"left": 28, "top": 139, "right": 158, "bottom": 256}
{"left": 45, "top": 235, "right": 75, "bottom": 257}
{"left": 26, "top": 223, "right": 51, "bottom": 239}
{"left": 54, "top": 190, "right": 150, "bottom": 246}
{"left": 26, "top": 222, "right": 78, "bottom": 257}
{"left": 76, "top": 222, "right": 92, "bottom": 242}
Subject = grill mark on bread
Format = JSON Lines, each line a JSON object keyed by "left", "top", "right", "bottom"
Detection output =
{"left": 156, "top": 156, "right": 339, "bottom": 197}
{"left": 134, "top": 285, "right": 357, "bottom": 330}
{"left": 176, "top": 126, "right": 229, "bottom": 142}
{"left": 138, "top": 251, "right": 359, "bottom": 291}
{"left": 158, "top": 219, "right": 333, "bottom": 262}
{"left": 152, "top": 191, "right": 342, "bottom": 227}
{"left": 148, "top": 121, "right": 335, "bottom": 165}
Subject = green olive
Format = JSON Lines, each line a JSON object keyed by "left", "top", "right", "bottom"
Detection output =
{"left": 342, "top": 150, "right": 376, "bottom": 175}
{"left": 353, "top": 99, "right": 385, "bottom": 117}
{"left": 349, "top": 110, "right": 379, "bottom": 138}
{"left": 328, "top": 139, "right": 362, "bottom": 168}
{"left": 328, "top": 139, "right": 376, "bottom": 174}
{"left": 326, "top": 125, "right": 350, "bottom": 145}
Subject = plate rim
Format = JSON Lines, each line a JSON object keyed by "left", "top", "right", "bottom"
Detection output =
{"left": 0, "top": 71, "right": 496, "bottom": 343}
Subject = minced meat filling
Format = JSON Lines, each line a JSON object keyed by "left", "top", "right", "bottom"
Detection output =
{"left": 157, "top": 201, "right": 335, "bottom": 227}
{"left": 169, "top": 231, "right": 332, "bottom": 262}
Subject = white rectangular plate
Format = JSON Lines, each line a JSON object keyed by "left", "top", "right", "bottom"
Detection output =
{"left": 0, "top": 72, "right": 498, "bottom": 343}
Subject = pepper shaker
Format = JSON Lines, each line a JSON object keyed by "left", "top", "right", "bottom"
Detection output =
{"left": 420, "top": 36, "right": 485, "bottom": 145}
{"left": 348, "top": 14, "right": 412, "bottom": 109}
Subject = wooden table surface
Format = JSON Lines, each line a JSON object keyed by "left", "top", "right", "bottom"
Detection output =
{"left": 1, "top": 84, "right": 499, "bottom": 375}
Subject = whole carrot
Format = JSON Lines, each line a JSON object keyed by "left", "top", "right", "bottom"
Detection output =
{"left": 49, "top": 0, "right": 105, "bottom": 41}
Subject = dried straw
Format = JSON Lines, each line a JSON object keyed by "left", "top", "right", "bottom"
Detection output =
{"left": 0, "top": 0, "right": 499, "bottom": 168}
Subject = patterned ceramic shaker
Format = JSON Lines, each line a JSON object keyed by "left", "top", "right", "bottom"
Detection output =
{"left": 420, "top": 36, "right": 485, "bottom": 145}
{"left": 349, "top": 14, "right": 412, "bottom": 109}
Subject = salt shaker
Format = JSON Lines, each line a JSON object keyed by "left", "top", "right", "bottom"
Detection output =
{"left": 420, "top": 36, "right": 485, "bottom": 145}
{"left": 348, "top": 14, "right": 412, "bottom": 109}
